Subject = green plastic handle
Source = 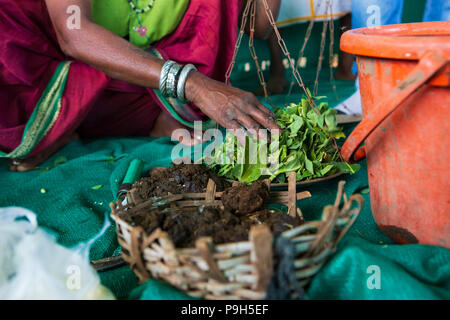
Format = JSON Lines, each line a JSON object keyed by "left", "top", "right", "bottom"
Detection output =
{"left": 123, "top": 159, "right": 144, "bottom": 185}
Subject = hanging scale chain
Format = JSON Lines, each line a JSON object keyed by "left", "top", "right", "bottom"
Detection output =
{"left": 287, "top": 0, "right": 324, "bottom": 96}
{"left": 313, "top": 0, "right": 331, "bottom": 96}
{"left": 226, "top": 0, "right": 319, "bottom": 113}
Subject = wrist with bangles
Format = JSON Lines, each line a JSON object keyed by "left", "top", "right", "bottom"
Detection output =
{"left": 159, "top": 60, "right": 197, "bottom": 103}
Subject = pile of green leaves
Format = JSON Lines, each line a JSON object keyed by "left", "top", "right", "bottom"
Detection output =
{"left": 205, "top": 95, "right": 360, "bottom": 183}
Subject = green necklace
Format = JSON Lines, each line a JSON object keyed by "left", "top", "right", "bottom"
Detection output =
{"left": 128, "top": 0, "right": 155, "bottom": 14}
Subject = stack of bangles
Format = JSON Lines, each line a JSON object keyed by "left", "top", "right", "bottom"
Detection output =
{"left": 159, "top": 60, "right": 197, "bottom": 103}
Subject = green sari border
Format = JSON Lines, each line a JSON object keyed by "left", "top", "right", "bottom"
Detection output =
{"left": 1, "top": 61, "right": 72, "bottom": 159}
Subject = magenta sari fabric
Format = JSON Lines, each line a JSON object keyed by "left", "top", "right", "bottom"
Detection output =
{"left": 0, "top": 0, "right": 242, "bottom": 158}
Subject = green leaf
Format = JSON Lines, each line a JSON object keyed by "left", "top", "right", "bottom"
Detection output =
{"left": 240, "top": 164, "right": 262, "bottom": 183}
{"left": 205, "top": 92, "right": 360, "bottom": 183}
{"left": 290, "top": 140, "right": 303, "bottom": 149}
{"left": 320, "top": 164, "right": 334, "bottom": 176}
{"left": 298, "top": 170, "right": 313, "bottom": 180}
{"left": 40, "top": 166, "right": 52, "bottom": 175}
{"left": 300, "top": 98, "right": 309, "bottom": 116}
{"left": 278, "top": 153, "right": 302, "bottom": 174}
{"left": 331, "top": 131, "right": 346, "bottom": 139}
{"left": 286, "top": 138, "right": 293, "bottom": 147}
{"left": 331, "top": 162, "right": 361, "bottom": 174}
{"left": 276, "top": 174, "right": 286, "bottom": 183}
{"left": 280, "top": 145, "right": 287, "bottom": 162}
{"left": 288, "top": 115, "right": 303, "bottom": 137}
{"left": 307, "top": 109, "right": 319, "bottom": 126}
{"left": 285, "top": 103, "right": 297, "bottom": 115}
{"left": 304, "top": 156, "right": 314, "bottom": 175}
{"left": 53, "top": 156, "right": 68, "bottom": 166}
{"left": 91, "top": 185, "right": 103, "bottom": 190}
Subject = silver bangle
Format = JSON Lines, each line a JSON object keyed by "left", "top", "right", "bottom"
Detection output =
{"left": 166, "top": 63, "right": 182, "bottom": 98}
{"left": 176, "top": 64, "right": 197, "bottom": 103}
{"left": 159, "top": 60, "right": 176, "bottom": 97}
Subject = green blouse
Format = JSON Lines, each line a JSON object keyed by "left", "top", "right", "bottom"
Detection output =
{"left": 92, "top": 0, "right": 190, "bottom": 49}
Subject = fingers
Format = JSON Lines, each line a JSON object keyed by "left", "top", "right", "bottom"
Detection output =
{"left": 8, "top": 157, "right": 39, "bottom": 172}
{"left": 234, "top": 110, "right": 262, "bottom": 136}
{"left": 194, "top": 80, "right": 281, "bottom": 137}
{"left": 222, "top": 106, "right": 260, "bottom": 137}
{"left": 222, "top": 111, "right": 266, "bottom": 146}
{"left": 8, "top": 159, "right": 18, "bottom": 172}
{"left": 222, "top": 119, "right": 247, "bottom": 146}
{"left": 248, "top": 102, "right": 280, "bottom": 133}
{"left": 175, "top": 128, "right": 207, "bottom": 147}
{"left": 237, "top": 94, "right": 281, "bottom": 133}
{"left": 254, "top": 99, "right": 274, "bottom": 117}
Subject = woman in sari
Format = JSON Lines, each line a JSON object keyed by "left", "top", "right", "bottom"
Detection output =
{"left": 0, "top": 0, "right": 281, "bottom": 171}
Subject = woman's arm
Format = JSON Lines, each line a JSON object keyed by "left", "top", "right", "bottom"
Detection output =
{"left": 46, "top": 0, "right": 163, "bottom": 88}
{"left": 45, "top": 0, "right": 280, "bottom": 133}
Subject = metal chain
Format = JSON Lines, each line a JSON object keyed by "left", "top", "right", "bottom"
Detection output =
{"left": 220, "top": 0, "right": 345, "bottom": 156}
{"left": 225, "top": 0, "right": 319, "bottom": 113}
{"left": 286, "top": 0, "right": 350, "bottom": 115}
{"left": 299, "top": 0, "right": 324, "bottom": 67}
{"left": 329, "top": 1, "right": 335, "bottom": 82}
{"left": 249, "top": 0, "right": 269, "bottom": 98}
{"left": 260, "top": 0, "right": 319, "bottom": 112}
{"left": 327, "top": 2, "right": 353, "bottom": 114}
{"left": 313, "top": 0, "right": 330, "bottom": 96}
{"left": 329, "top": 1, "right": 336, "bottom": 84}
{"left": 324, "top": 1, "right": 344, "bottom": 158}
{"left": 218, "top": 1, "right": 253, "bottom": 149}
{"left": 287, "top": 0, "right": 323, "bottom": 96}
{"left": 225, "top": 0, "right": 252, "bottom": 85}
{"left": 326, "top": 1, "right": 346, "bottom": 160}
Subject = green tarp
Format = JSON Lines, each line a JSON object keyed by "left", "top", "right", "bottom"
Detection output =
{"left": 1, "top": 131, "right": 449, "bottom": 299}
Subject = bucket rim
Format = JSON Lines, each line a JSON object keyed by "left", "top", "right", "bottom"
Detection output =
{"left": 341, "top": 21, "right": 450, "bottom": 60}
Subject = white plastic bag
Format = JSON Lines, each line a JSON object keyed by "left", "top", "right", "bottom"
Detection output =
{"left": 0, "top": 207, "right": 115, "bottom": 300}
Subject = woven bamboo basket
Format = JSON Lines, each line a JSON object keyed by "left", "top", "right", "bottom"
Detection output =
{"left": 110, "top": 172, "right": 363, "bottom": 300}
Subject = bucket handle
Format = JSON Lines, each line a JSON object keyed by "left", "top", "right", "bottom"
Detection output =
{"left": 341, "top": 51, "right": 448, "bottom": 162}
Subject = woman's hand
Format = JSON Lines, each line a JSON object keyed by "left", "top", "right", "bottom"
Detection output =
{"left": 185, "top": 71, "right": 280, "bottom": 133}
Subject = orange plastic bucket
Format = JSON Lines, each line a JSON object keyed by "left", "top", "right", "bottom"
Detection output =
{"left": 340, "top": 22, "right": 450, "bottom": 248}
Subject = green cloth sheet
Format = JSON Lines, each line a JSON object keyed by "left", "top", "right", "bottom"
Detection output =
{"left": 1, "top": 131, "right": 449, "bottom": 300}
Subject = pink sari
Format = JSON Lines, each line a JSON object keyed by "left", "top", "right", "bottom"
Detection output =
{"left": 0, "top": 0, "right": 242, "bottom": 159}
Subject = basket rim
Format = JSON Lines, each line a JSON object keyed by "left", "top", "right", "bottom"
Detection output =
{"left": 110, "top": 189, "right": 359, "bottom": 252}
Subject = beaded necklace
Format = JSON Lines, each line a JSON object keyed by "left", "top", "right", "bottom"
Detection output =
{"left": 128, "top": 0, "right": 153, "bottom": 39}
{"left": 127, "top": 0, "right": 155, "bottom": 14}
